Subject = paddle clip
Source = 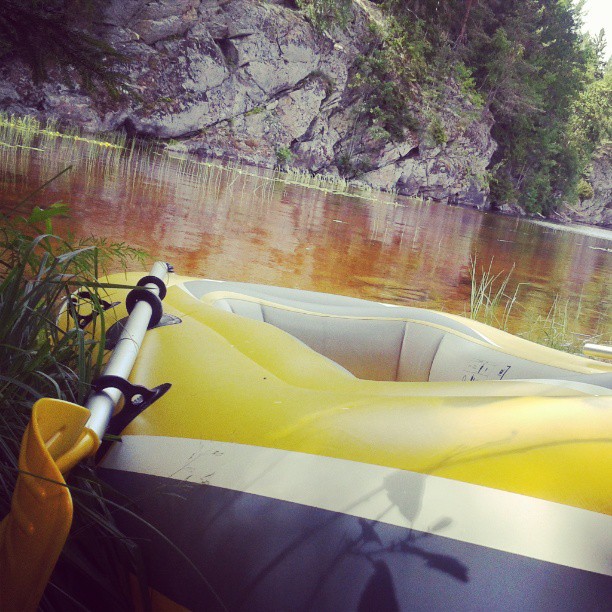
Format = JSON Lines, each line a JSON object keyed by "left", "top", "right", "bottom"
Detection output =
{"left": 70, "top": 291, "right": 120, "bottom": 329}
{"left": 91, "top": 374, "right": 171, "bottom": 459}
{"left": 91, "top": 374, "right": 171, "bottom": 413}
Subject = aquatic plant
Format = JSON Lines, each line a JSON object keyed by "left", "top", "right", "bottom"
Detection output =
{"left": 518, "top": 294, "right": 594, "bottom": 354}
{"left": 0, "top": 112, "right": 126, "bottom": 150}
{"left": 0, "top": 112, "right": 403, "bottom": 226}
{"left": 467, "top": 256, "right": 608, "bottom": 353}
{"left": 468, "top": 256, "right": 515, "bottom": 328}
{"left": 283, "top": 167, "right": 354, "bottom": 194}
{"left": 0, "top": 199, "right": 148, "bottom": 608}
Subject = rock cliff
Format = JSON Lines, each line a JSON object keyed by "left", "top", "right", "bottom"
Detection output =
{"left": 0, "top": 0, "right": 503, "bottom": 209}
{"left": 559, "top": 145, "right": 612, "bottom": 227}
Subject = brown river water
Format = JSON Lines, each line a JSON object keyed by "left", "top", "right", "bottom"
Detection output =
{"left": 1, "top": 138, "right": 610, "bottom": 346}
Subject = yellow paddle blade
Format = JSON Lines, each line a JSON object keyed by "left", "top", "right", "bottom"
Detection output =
{"left": 0, "top": 398, "right": 99, "bottom": 611}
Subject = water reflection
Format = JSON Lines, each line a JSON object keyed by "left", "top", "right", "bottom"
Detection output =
{"left": 1, "top": 141, "right": 610, "bottom": 342}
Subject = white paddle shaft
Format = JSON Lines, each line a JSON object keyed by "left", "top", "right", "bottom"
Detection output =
{"left": 85, "top": 261, "right": 170, "bottom": 438}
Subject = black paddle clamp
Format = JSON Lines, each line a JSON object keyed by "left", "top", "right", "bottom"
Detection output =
{"left": 70, "top": 291, "right": 120, "bottom": 329}
{"left": 125, "top": 272, "right": 169, "bottom": 328}
{"left": 91, "top": 374, "right": 170, "bottom": 413}
{"left": 91, "top": 374, "right": 172, "bottom": 460}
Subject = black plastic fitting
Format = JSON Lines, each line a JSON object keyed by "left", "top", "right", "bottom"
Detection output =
{"left": 136, "top": 275, "right": 167, "bottom": 301}
{"left": 125, "top": 287, "right": 164, "bottom": 328}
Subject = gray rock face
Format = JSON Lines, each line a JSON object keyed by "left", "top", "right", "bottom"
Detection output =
{"left": 589, "top": 147, "right": 612, "bottom": 226}
{"left": 560, "top": 146, "right": 612, "bottom": 227}
{"left": 0, "top": 0, "right": 500, "bottom": 209}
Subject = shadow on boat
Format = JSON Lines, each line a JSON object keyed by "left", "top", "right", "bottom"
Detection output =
{"left": 100, "top": 465, "right": 470, "bottom": 611}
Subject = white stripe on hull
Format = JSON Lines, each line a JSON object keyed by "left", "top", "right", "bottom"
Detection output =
{"left": 102, "top": 435, "right": 612, "bottom": 577}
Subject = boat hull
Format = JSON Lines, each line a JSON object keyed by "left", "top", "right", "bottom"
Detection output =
{"left": 102, "top": 465, "right": 612, "bottom": 611}
{"left": 93, "top": 273, "right": 612, "bottom": 609}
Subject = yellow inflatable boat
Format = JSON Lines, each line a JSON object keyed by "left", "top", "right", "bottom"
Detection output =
{"left": 2, "top": 263, "right": 611, "bottom": 609}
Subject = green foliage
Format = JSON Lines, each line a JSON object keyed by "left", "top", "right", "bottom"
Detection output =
{"left": 368, "top": 125, "right": 391, "bottom": 141}
{"left": 348, "top": 5, "right": 444, "bottom": 144}
{"left": 245, "top": 106, "right": 266, "bottom": 116}
{"left": 576, "top": 178, "right": 594, "bottom": 202}
{"left": 336, "top": 152, "right": 353, "bottom": 176}
{"left": 454, "top": 0, "right": 595, "bottom": 214}
{"left": 354, "top": 0, "right": 603, "bottom": 215}
{"left": 336, "top": 151, "right": 371, "bottom": 178}
{"left": 454, "top": 62, "right": 485, "bottom": 108}
{"left": 352, "top": 53, "right": 419, "bottom": 141}
{"left": 0, "top": 0, "right": 127, "bottom": 97}
{"left": 522, "top": 171, "right": 553, "bottom": 214}
{"left": 428, "top": 116, "right": 448, "bottom": 147}
{"left": 569, "top": 67, "right": 612, "bottom": 157}
{"left": 296, "top": 0, "right": 353, "bottom": 32}
{"left": 0, "top": 196, "right": 147, "bottom": 607}
{"left": 276, "top": 145, "right": 294, "bottom": 166}
{"left": 583, "top": 29, "right": 608, "bottom": 80}
{"left": 309, "top": 69, "right": 336, "bottom": 97}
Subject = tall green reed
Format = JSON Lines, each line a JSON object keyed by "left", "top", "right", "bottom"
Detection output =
{"left": 518, "top": 294, "right": 601, "bottom": 354}
{"left": 1, "top": 111, "right": 403, "bottom": 226}
{"left": 467, "top": 256, "right": 609, "bottom": 353}
{"left": 0, "top": 199, "right": 150, "bottom": 609}
{"left": 468, "top": 256, "right": 516, "bottom": 328}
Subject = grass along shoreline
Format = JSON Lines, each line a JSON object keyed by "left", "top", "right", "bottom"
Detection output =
{"left": 0, "top": 204, "right": 149, "bottom": 608}
{"left": 466, "top": 256, "right": 610, "bottom": 353}
{"left": 0, "top": 111, "right": 399, "bottom": 204}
